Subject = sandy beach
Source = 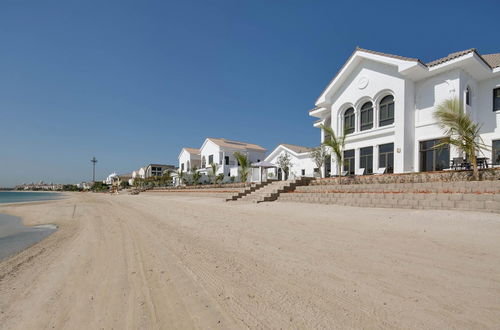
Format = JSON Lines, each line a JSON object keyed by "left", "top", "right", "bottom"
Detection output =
{"left": 0, "top": 192, "right": 499, "bottom": 329}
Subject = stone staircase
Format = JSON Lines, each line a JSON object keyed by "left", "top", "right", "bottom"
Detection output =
{"left": 278, "top": 180, "right": 500, "bottom": 213}
{"left": 234, "top": 177, "right": 313, "bottom": 203}
{"left": 225, "top": 181, "right": 272, "bottom": 201}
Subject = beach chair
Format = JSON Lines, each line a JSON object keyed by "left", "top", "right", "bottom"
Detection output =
{"left": 355, "top": 168, "right": 365, "bottom": 176}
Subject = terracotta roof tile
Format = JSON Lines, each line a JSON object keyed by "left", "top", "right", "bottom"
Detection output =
{"left": 426, "top": 48, "right": 477, "bottom": 67}
{"left": 207, "top": 138, "right": 266, "bottom": 151}
{"left": 482, "top": 53, "right": 500, "bottom": 68}
{"left": 280, "top": 143, "right": 313, "bottom": 154}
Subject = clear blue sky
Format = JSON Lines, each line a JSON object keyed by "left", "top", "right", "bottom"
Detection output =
{"left": 0, "top": 0, "right": 497, "bottom": 186}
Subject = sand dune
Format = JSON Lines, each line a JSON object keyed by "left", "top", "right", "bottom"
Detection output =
{"left": 0, "top": 192, "right": 499, "bottom": 329}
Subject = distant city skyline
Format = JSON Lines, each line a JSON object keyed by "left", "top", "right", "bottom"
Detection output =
{"left": 1, "top": 0, "right": 498, "bottom": 187}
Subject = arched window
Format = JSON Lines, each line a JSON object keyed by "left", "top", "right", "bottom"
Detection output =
{"left": 344, "top": 107, "right": 355, "bottom": 134}
{"left": 465, "top": 87, "right": 471, "bottom": 106}
{"left": 379, "top": 95, "right": 394, "bottom": 127}
{"left": 360, "top": 102, "right": 373, "bottom": 131}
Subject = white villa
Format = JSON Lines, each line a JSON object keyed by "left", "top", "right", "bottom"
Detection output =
{"left": 310, "top": 47, "right": 500, "bottom": 176}
{"left": 177, "top": 138, "right": 266, "bottom": 183}
{"left": 264, "top": 144, "right": 317, "bottom": 180}
{"left": 130, "top": 164, "right": 175, "bottom": 185}
{"left": 178, "top": 148, "right": 201, "bottom": 173}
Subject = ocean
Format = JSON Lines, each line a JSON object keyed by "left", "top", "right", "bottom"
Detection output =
{"left": 0, "top": 191, "right": 62, "bottom": 204}
{"left": 0, "top": 192, "right": 60, "bottom": 260}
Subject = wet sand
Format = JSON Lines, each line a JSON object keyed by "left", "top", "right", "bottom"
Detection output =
{"left": 0, "top": 213, "right": 57, "bottom": 260}
{"left": 0, "top": 192, "right": 499, "bottom": 329}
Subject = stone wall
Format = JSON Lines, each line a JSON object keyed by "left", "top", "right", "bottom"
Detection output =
{"left": 312, "top": 168, "right": 500, "bottom": 185}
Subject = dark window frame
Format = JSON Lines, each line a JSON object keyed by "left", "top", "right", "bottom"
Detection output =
{"left": 343, "top": 149, "right": 355, "bottom": 175}
{"left": 344, "top": 108, "right": 355, "bottom": 134}
{"left": 360, "top": 102, "right": 373, "bottom": 131}
{"left": 493, "top": 140, "right": 500, "bottom": 165}
{"left": 419, "top": 139, "right": 450, "bottom": 172}
{"left": 494, "top": 87, "right": 500, "bottom": 112}
{"left": 379, "top": 95, "right": 395, "bottom": 127}
{"left": 359, "top": 146, "right": 373, "bottom": 174}
{"left": 378, "top": 143, "right": 394, "bottom": 173}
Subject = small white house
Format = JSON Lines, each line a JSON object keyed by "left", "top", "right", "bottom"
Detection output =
{"left": 310, "top": 47, "right": 500, "bottom": 175}
{"left": 177, "top": 138, "right": 267, "bottom": 183}
{"left": 104, "top": 172, "right": 118, "bottom": 185}
{"left": 178, "top": 148, "right": 201, "bottom": 173}
{"left": 198, "top": 137, "right": 266, "bottom": 181}
{"left": 264, "top": 144, "right": 317, "bottom": 180}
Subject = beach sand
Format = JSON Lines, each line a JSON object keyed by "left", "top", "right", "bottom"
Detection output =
{"left": 0, "top": 192, "right": 499, "bottom": 329}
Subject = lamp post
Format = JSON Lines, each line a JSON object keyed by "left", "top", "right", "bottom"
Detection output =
{"left": 91, "top": 157, "right": 98, "bottom": 182}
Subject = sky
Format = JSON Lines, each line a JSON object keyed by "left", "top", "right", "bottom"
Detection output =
{"left": 0, "top": 0, "right": 498, "bottom": 186}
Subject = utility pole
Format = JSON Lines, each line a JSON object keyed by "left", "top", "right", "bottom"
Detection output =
{"left": 91, "top": 157, "right": 98, "bottom": 182}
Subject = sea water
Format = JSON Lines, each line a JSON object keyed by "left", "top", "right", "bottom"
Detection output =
{"left": 0, "top": 192, "right": 60, "bottom": 260}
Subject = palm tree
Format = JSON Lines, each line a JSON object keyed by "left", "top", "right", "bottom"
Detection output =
{"left": 210, "top": 163, "right": 218, "bottom": 184}
{"left": 433, "top": 98, "right": 489, "bottom": 181}
{"left": 320, "top": 124, "right": 347, "bottom": 178}
{"left": 233, "top": 152, "right": 250, "bottom": 183}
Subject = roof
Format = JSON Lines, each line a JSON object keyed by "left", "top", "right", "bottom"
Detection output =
{"left": 183, "top": 148, "right": 200, "bottom": 155}
{"left": 280, "top": 143, "right": 313, "bottom": 154}
{"left": 482, "top": 53, "right": 500, "bottom": 68}
{"left": 313, "top": 46, "right": 499, "bottom": 110}
{"left": 146, "top": 164, "right": 175, "bottom": 168}
{"left": 207, "top": 138, "right": 266, "bottom": 151}
{"left": 426, "top": 48, "right": 477, "bottom": 67}
{"left": 356, "top": 47, "right": 423, "bottom": 64}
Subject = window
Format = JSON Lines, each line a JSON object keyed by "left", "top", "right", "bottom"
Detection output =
{"left": 379, "top": 95, "right": 395, "bottom": 127}
{"left": 301, "top": 169, "right": 305, "bottom": 176}
{"left": 224, "top": 156, "right": 229, "bottom": 165}
{"left": 378, "top": 143, "right": 394, "bottom": 173}
{"left": 344, "top": 108, "right": 355, "bottom": 134}
{"left": 343, "top": 149, "right": 355, "bottom": 175}
{"left": 181, "top": 163, "right": 184, "bottom": 171}
{"left": 208, "top": 155, "right": 213, "bottom": 166}
{"left": 201, "top": 156, "right": 206, "bottom": 168}
{"left": 465, "top": 87, "right": 471, "bottom": 106}
{"left": 359, "top": 146, "right": 373, "bottom": 174}
{"left": 493, "top": 140, "right": 500, "bottom": 165}
{"left": 360, "top": 102, "right": 373, "bottom": 131}
{"left": 494, "top": 88, "right": 500, "bottom": 112}
{"left": 419, "top": 139, "right": 450, "bottom": 172}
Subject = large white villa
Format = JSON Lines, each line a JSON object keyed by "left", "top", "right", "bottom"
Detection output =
{"left": 264, "top": 144, "right": 317, "bottom": 180}
{"left": 310, "top": 47, "right": 500, "bottom": 176}
{"left": 177, "top": 138, "right": 266, "bottom": 183}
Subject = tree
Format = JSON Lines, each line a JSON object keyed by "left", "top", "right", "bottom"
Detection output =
{"left": 309, "top": 145, "right": 328, "bottom": 177}
{"left": 434, "top": 98, "right": 489, "bottom": 181}
{"left": 192, "top": 170, "right": 202, "bottom": 185}
{"left": 277, "top": 152, "right": 292, "bottom": 179}
{"left": 210, "top": 163, "right": 218, "bottom": 184}
{"left": 176, "top": 169, "right": 185, "bottom": 186}
{"left": 233, "top": 152, "right": 250, "bottom": 183}
{"left": 320, "top": 124, "right": 346, "bottom": 177}
{"left": 215, "top": 173, "right": 225, "bottom": 184}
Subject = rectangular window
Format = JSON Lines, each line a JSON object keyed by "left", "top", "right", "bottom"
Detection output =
{"left": 359, "top": 146, "right": 373, "bottom": 174}
{"left": 494, "top": 88, "right": 500, "bottom": 111}
{"left": 360, "top": 109, "right": 373, "bottom": 131}
{"left": 379, "top": 103, "right": 394, "bottom": 126}
{"left": 343, "top": 149, "right": 355, "bottom": 175}
{"left": 419, "top": 139, "right": 450, "bottom": 172}
{"left": 493, "top": 140, "right": 500, "bottom": 165}
{"left": 208, "top": 155, "right": 214, "bottom": 165}
{"left": 301, "top": 169, "right": 305, "bottom": 176}
{"left": 225, "top": 156, "right": 229, "bottom": 165}
{"left": 378, "top": 143, "right": 394, "bottom": 173}
{"left": 181, "top": 163, "right": 184, "bottom": 171}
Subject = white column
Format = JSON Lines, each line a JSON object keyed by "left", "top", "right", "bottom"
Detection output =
{"left": 374, "top": 145, "right": 379, "bottom": 172}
